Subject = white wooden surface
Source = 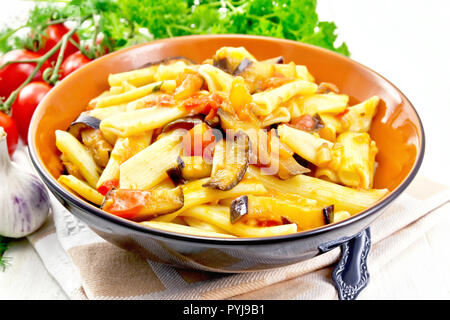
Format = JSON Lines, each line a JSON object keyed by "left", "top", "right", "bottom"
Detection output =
{"left": 0, "top": 0, "right": 449, "bottom": 299}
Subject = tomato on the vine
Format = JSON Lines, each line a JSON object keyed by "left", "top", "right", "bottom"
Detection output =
{"left": 60, "top": 51, "right": 91, "bottom": 79}
{"left": 0, "top": 112, "right": 19, "bottom": 156}
{"left": 11, "top": 81, "right": 52, "bottom": 144}
{"left": 35, "top": 24, "right": 79, "bottom": 63}
{"left": 0, "top": 49, "right": 51, "bottom": 100}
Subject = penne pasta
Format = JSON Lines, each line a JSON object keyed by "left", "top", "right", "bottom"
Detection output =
{"left": 100, "top": 106, "right": 187, "bottom": 137}
{"left": 277, "top": 124, "right": 333, "bottom": 165}
{"left": 336, "top": 131, "right": 378, "bottom": 189}
{"left": 247, "top": 166, "right": 388, "bottom": 214}
{"left": 58, "top": 175, "right": 104, "bottom": 205}
{"left": 297, "top": 93, "right": 349, "bottom": 115}
{"left": 341, "top": 96, "right": 379, "bottom": 133}
{"left": 108, "top": 66, "right": 157, "bottom": 87}
{"left": 140, "top": 220, "right": 237, "bottom": 238}
{"left": 120, "top": 130, "right": 184, "bottom": 190}
{"left": 95, "top": 80, "right": 176, "bottom": 108}
{"left": 252, "top": 80, "right": 318, "bottom": 116}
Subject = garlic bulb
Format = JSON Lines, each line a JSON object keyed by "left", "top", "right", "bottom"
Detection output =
{"left": 0, "top": 127, "right": 50, "bottom": 238}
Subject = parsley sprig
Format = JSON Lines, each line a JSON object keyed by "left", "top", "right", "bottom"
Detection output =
{"left": 0, "top": 0, "right": 349, "bottom": 56}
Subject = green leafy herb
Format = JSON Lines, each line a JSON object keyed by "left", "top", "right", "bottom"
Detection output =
{"left": 0, "top": 236, "right": 11, "bottom": 271}
{"left": 1, "top": 0, "right": 349, "bottom": 56}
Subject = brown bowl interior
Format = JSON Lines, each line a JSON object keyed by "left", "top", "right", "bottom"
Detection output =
{"left": 30, "top": 35, "right": 423, "bottom": 207}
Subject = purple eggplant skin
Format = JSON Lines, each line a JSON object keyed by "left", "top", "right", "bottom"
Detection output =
{"left": 166, "top": 157, "right": 186, "bottom": 186}
{"left": 233, "top": 58, "right": 254, "bottom": 76}
{"left": 67, "top": 113, "right": 101, "bottom": 138}
{"left": 323, "top": 204, "right": 335, "bottom": 225}
{"left": 161, "top": 115, "right": 205, "bottom": 134}
{"left": 203, "top": 131, "right": 250, "bottom": 191}
{"left": 230, "top": 195, "right": 249, "bottom": 224}
{"left": 262, "top": 56, "right": 284, "bottom": 64}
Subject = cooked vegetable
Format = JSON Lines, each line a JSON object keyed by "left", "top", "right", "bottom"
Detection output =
{"left": 166, "top": 156, "right": 186, "bottom": 186}
{"left": 323, "top": 204, "right": 335, "bottom": 225}
{"left": 180, "top": 156, "right": 212, "bottom": 180}
{"left": 203, "top": 131, "right": 250, "bottom": 191}
{"left": 230, "top": 194, "right": 324, "bottom": 230}
{"left": 230, "top": 195, "right": 249, "bottom": 224}
{"left": 80, "top": 128, "right": 113, "bottom": 168}
{"left": 0, "top": 127, "right": 50, "bottom": 238}
{"left": 102, "top": 187, "right": 184, "bottom": 221}
{"left": 55, "top": 129, "right": 100, "bottom": 187}
{"left": 162, "top": 116, "right": 204, "bottom": 134}
{"left": 67, "top": 113, "right": 102, "bottom": 138}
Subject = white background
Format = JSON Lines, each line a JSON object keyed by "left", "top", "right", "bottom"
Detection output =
{"left": 0, "top": 0, "right": 449, "bottom": 299}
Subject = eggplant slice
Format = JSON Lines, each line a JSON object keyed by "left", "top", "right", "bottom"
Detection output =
{"left": 166, "top": 156, "right": 187, "bottom": 186}
{"left": 323, "top": 204, "right": 335, "bottom": 224}
{"left": 67, "top": 113, "right": 101, "bottom": 139}
{"left": 203, "top": 131, "right": 250, "bottom": 191}
{"left": 230, "top": 195, "right": 249, "bottom": 224}
{"left": 102, "top": 187, "right": 184, "bottom": 221}
{"left": 161, "top": 115, "right": 205, "bottom": 134}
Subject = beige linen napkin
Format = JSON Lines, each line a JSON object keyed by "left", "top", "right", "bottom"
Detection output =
{"left": 14, "top": 149, "right": 450, "bottom": 300}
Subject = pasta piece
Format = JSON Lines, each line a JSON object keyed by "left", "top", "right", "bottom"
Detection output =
{"left": 198, "top": 64, "right": 234, "bottom": 93}
{"left": 140, "top": 220, "right": 237, "bottom": 238}
{"left": 58, "top": 175, "right": 104, "bottom": 206}
{"left": 314, "top": 168, "right": 341, "bottom": 184}
{"left": 155, "top": 178, "right": 268, "bottom": 222}
{"left": 336, "top": 131, "right": 378, "bottom": 189}
{"left": 55, "top": 130, "right": 100, "bottom": 187}
{"left": 108, "top": 66, "right": 157, "bottom": 87}
{"left": 340, "top": 96, "right": 379, "bottom": 133}
{"left": 297, "top": 93, "right": 349, "bottom": 115}
{"left": 183, "top": 217, "right": 233, "bottom": 235}
{"left": 95, "top": 80, "right": 176, "bottom": 108}
{"left": 100, "top": 106, "right": 187, "bottom": 137}
{"left": 96, "top": 132, "right": 152, "bottom": 189}
{"left": 120, "top": 130, "right": 184, "bottom": 190}
{"left": 247, "top": 166, "right": 388, "bottom": 214}
{"left": 252, "top": 80, "right": 318, "bottom": 116}
{"left": 181, "top": 205, "right": 298, "bottom": 237}
{"left": 260, "top": 107, "right": 291, "bottom": 127}
{"left": 277, "top": 124, "right": 333, "bottom": 165}
{"left": 154, "top": 61, "right": 188, "bottom": 81}
{"left": 295, "top": 65, "right": 315, "bottom": 82}
{"left": 88, "top": 104, "right": 128, "bottom": 120}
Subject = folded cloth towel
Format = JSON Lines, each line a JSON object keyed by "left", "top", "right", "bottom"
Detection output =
{"left": 14, "top": 149, "right": 449, "bottom": 300}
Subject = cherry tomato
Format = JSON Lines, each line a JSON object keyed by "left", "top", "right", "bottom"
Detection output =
{"left": 59, "top": 51, "right": 91, "bottom": 79}
{"left": 182, "top": 93, "right": 223, "bottom": 121}
{"left": 11, "top": 81, "right": 52, "bottom": 144}
{"left": 0, "top": 111, "right": 19, "bottom": 156}
{"left": 35, "top": 24, "right": 79, "bottom": 63}
{"left": 97, "top": 179, "right": 119, "bottom": 196}
{"left": 0, "top": 49, "right": 51, "bottom": 100}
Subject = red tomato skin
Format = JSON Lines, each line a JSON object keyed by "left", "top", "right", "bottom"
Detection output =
{"left": 11, "top": 81, "right": 52, "bottom": 144}
{"left": 60, "top": 51, "right": 91, "bottom": 79}
{"left": 0, "top": 111, "right": 19, "bottom": 156}
{"left": 0, "top": 50, "right": 51, "bottom": 100}
{"left": 36, "top": 24, "right": 79, "bottom": 63}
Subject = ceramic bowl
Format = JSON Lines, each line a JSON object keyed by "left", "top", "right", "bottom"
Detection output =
{"left": 28, "top": 35, "right": 424, "bottom": 272}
